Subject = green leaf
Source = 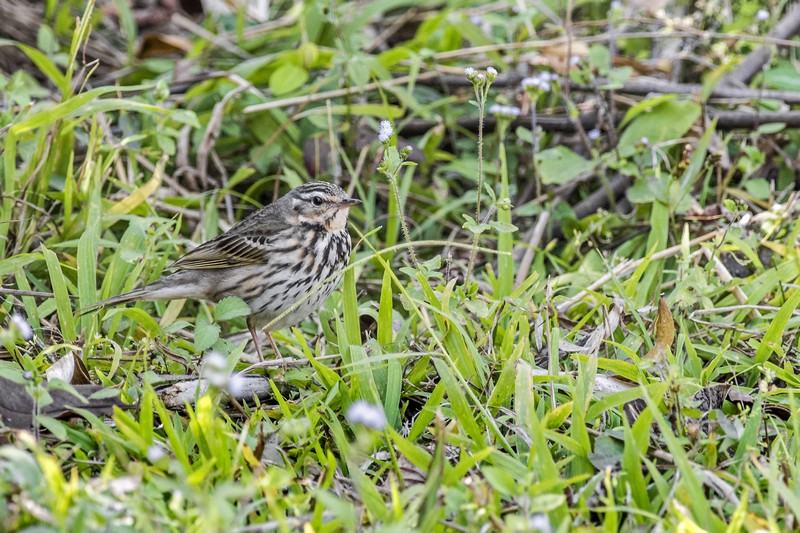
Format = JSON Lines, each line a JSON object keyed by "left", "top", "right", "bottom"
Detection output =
{"left": 755, "top": 289, "right": 800, "bottom": 364}
{"left": 618, "top": 99, "right": 702, "bottom": 156}
{"left": 619, "top": 93, "right": 678, "bottom": 128}
{"left": 269, "top": 63, "right": 309, "bottom": 96}
{"left": 588, "top": 44, "right": 610, "bottom": 75}
{"left": 194, "top": 313, "right": 220, "bottom": 353}
{"left": 42, "top": 246, "right": 76, "bottom": 343}
{"left": 744, "top": 178, "right": 770, "bottom": 200}
{"left": 213, "top": 297, "right": 251, "bottom": 322}
{"left": 626, "top": 178, "right": 656, "bottom": 204}
{"left": 462, "top": 214, "right": 491, "bottom": 234}
{"left": 35, "top": 415, "right": 68, "bottom": 440}
{"left": 103, "top": 308, "right": 162, "bottom": 338}
{"left": 0, "top": 39, "right": 66, "bottom": 94}
{"left": 482, "top": 466, "right": 518, "bottom": 496}
{"left": 488, "top": 220, "right": 518, "bottom": 233}
{"left": 535, "top": 146, "right": 595, "bottom": 185}
{"left": 763, "top": 62, "right": 800, "bottom": 91}
{"left": 433, "top": 358, "right": 486, "bottom": 450}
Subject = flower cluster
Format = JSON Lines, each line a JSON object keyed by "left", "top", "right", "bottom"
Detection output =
{"left": 465, "top": 66, "right": 499, "bottom": 87}
{"left": 521, "top": 71, "right": 557, "bottom": 92}
{"left": 378, "top": 120, "right": 393, "bottom": 143}
{"left": 146, "top": 444, "right": 167, "bottom": 463}
{"left": 346, "top": 400, "right": 388, "bottom": 430}
{"left": 201, "top": 352, "right": 246, "bottom": 396}
{"left": 10, "top": 313, "right": 33, "bottom": 341}
{"left": 488, "top": 104, "right": 522, "bottom": 119}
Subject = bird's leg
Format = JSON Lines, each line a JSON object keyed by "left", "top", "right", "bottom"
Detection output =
{"left": 264, "top": 329, "right": 282, "bottom": 360}
{"left": 246, "top": 315, "right": 265, "bottom": 362}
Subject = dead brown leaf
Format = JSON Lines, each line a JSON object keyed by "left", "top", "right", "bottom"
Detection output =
{"left": 644, "top": 297, "right": 674, "bottom": 362}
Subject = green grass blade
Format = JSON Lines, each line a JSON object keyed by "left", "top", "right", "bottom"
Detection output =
{"left": 42, "top": 245, "right": 76, "bottom": 343}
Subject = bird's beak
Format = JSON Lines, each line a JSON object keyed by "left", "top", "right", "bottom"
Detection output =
{"left": 338, "top": 198, "right": 362, "bottom": 208}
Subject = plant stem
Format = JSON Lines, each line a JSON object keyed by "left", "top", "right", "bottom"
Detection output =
{"left": 387, "top": 165, "right": 419, "bottom": 270}
{"left": 466, "top": 89, "right": 486, "bottom": 279}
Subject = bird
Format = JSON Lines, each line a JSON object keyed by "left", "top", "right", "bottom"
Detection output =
{"left": 84, "top": 181, "right": 361, "bottom": 361}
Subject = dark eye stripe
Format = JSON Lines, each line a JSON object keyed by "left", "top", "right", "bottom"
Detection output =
{"left": 300, "top": 193, "right": 328, "bottom": 203}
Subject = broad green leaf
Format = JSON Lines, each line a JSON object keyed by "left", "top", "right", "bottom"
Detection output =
{"left": 194, "top": 313, "right": 220, "bottom": 353}
{"left": 618, "top": 99, "right": 701, "bottom": 156}
{"left": 213, "top": 297, "right": 251, "bottom": 322}
{"left": 269, "top": 63, "right": 309, "bottom": 96}
{"left": 535, "top": 146, "right": 596, "bottom": 185}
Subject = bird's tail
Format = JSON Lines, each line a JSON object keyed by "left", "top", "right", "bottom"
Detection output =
{"left": 79, "top": 277, "right": 195, "bottom": 316}
{"left": 78, "top": 287, "right": 153, "bottom": 316}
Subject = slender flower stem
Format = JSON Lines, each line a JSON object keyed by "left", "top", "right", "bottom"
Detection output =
{"left": 386, "top": 169, "right": 419, "bottom": 270}
{"left": 466, "top": 79, "right": 489, "bottom": 280}
{"left": 530, "top": 93, "right": 541, "bottom": 200}
{"left": 377, "top": 127, "right": 419, "bottom": 270}
{"left": 475, "top": 97, "right": 485, "bottom": 222}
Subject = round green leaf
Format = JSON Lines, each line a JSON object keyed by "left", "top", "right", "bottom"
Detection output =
{"left": 269, "top": 63, "right": 309, "bottom": 96}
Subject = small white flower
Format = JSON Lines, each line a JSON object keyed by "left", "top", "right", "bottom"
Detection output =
{"left": 227, "top": 374, "right": 246, "bottom": 397}
{"left": 464, "top": 67, "right": 476, "bottom": 79}
{"left": 486, "top": 66, "right": 498, "bottom": 81}
{"left": 475, "top": 73, "right": 486, "bottom": 85}
{"left": 529, "top": 513, "right": 553, "bottom": 533}
{"left": 469, "top": 14, "right": 483, "bottom": 25}
{"left": 570, "top": 55, "right": 581, "bottom": 66}
{"left": 346, "top": 400, "right": 387, "bottom": 430}
{"left": 489, "top": 104, "right": 521, "bottom": 118}
{"left": 146, "top": 444, "right": 167, "bottom": 463}
{"left": 377, "top": 120, "right": 393, "bottom": 143}
{"left": 640, "top": 136, "right": 650, "bottom": 146}
{"left": 737, "top": 212, "right": 752, "bottom": 228}
{"left": 10, "top": 313, "right": 33, "bottom": 341}
{"left": 610, "top": 0, "right": 621, "bottom": 10}
{"left": 755, "top": 9, "right": 769, "bottom": 22}
{"left": 587, "top": 128, "right": 601, "bottom": 141}
{"left": 201, "top": 352, "right": 228, "bottom": 388}
{"left": 521, "top": 73, "right": 552, "bottom": 93}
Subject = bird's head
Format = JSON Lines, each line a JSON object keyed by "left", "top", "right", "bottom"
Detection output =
{"left": 285, "top": 182, "right": 361, "bottom": 231}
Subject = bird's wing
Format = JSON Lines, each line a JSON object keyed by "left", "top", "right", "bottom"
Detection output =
{"left": 169, "top": 231, "right": 274, "bottom": 270}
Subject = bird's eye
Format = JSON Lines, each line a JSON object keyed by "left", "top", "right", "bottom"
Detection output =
{"left": 311, "top": 196, "right": 324, "bottom": 206}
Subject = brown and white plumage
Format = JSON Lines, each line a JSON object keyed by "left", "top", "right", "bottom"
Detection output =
{"left": 85, "top": 182, "right": 360, "bottom": 360}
